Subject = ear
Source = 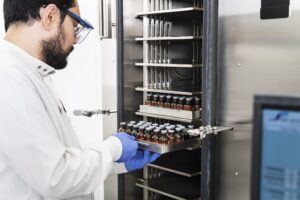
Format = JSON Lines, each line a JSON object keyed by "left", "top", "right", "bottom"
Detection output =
{"left": 39, "top": 4, "right": 61, "bottom": 31}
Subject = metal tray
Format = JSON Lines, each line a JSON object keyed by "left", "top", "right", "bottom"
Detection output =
{"left": 137, "top": 126, "right": 233, "bottom": 153}
{"left": 138, "top": 138, "right": 201, "bottom": 154}
{"left": 139, "top": 105, "right": 201, "bottom": 120}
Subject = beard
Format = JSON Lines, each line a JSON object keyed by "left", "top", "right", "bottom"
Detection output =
{"left": 41, "top": 28, "right": 74, "bottom": 70}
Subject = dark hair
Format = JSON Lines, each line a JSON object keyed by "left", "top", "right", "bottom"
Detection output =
{"left": 3, "top": 0, "right": 76, "bottom": 31}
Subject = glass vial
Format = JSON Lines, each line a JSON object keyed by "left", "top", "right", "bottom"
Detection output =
{"left": 145, "top": 94, "right": 153, "bottom": 106}
{"left": 152, "top": 94, "right": 159, "bottom": 107}
{"left": 118, "top": 122, "right": 127, "bottom": 132}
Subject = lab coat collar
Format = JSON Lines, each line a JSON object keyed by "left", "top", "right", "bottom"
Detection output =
{"left": 0, "top": 39, "right": 56, "bottom": 77}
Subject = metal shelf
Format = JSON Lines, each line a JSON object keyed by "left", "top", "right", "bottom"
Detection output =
{"left": 135, "top": 87, "right": 202, "bottom": 96}
{"left": 138, "top": 137, "right": 202, "bottom": 154}
{"left": 149, "top": 149, "right": 201, "bottom": 177}
{"left": 148, "top": 164, "right": 201, "bottom": 177}
{"left": 136, "top": 175, "right": 201, "bottom": 200}
{"left": 137, "top": 7, "right": 203, "bottom": 19}
{"left": 136, "top": 111, "right": 201, "bottom": 123}
{"left": 135, "top": 63, "right": 202, "bottom": 68}
{"left": 135, "top": 36, "right": 203, "bottom": 41}
{"left": 139, "top": 105, "right": 200, "bottom": 120}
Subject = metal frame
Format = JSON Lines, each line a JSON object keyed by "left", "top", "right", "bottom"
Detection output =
{"left": 251, "top": 95, "right": 300, "bottom": 200}
{"left": 201, "top": 0, "right": 219, "bottom": 199}
{"left": 116, "top": 0, "right": 125, "bottom": 198}
{"left": 117, "top": 0, "right": 219, "bottom": 199}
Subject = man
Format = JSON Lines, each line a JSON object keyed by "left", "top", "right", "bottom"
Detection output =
{"left": 0, "top": 0, "right": 160, "bottom": 199}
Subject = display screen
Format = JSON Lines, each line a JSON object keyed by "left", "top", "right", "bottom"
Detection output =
{"left": 260, "top": 109, "right": 300, "bottom": 200}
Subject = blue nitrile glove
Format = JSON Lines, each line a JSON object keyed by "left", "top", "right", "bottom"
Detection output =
{"left": 124, "top": 150, "right": 161, "bottom": 172}
{"left": 113, "top": 133, "right": 138, "bottom": 163}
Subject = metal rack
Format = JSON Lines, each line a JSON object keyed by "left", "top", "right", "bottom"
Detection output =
{"left": 135, "top": 87, "right": 202, "bottom": 95}
{"left": 136, "top": 7, "right": 203, "bottom": 18}
{"left": 135, "top": 36, "right": 203, "bottom": 41}
{"left": 135, "top": 63, "right": 202, "bottom": 68}
{"left": 116, "top": 0, "right": 220, "bottom": 198}
{"left": 136, "top": 175, "right": 201, "bottom": 200}
{"left": 133, "top": 0, "right": 204, "bottom": 199}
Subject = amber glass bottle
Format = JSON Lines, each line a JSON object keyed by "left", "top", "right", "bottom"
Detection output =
{"left": 118, "top": 122, "right": 127, "bottom": 132}
{"left": 167, "top": 129, "right": 175, "bottom": 144}
{"left": 144, "top": 127, "right": 152, "bottom": 141}
{"left": 131, "top": 125, "right": 139, "bottom": 138}
{"left": 171, "top": 96, "right": 179, "bottom": 109}
{"left": 165, "top": 95, "right": 172, "bottom": 108}
{"left": 136, "top": 126, "right": 145, "bottom": 141}
{"left": 125, "top": 124, "right": 133, "bottom": 135}
{"left": 175, "top": 127, "right": 183, "bottom": 143}
{"left": 184, "top": 97, "right": 194, "bottom": 111}
{"left": 152, "top": 94, "right": 159, "bottom": 107}
{"left": 145, "top": 94, "right": 153, "bottom": 106}
{"left": 176, "top": 97, "right": 186, "bottom": 110}
{"left": 158, "top": 95, "right": 166, "bottom": 107}
{"left": 151, "top": 129, "right": 160, "bottom": 143}
{"left": 159, "top": 130, "right": 168, "bottom": 144}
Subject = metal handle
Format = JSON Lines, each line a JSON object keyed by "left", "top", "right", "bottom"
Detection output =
{"left": 73, "top": 109, "right": 117, "bottom": 117}
{"left": 99, "top": 0, "right": 112, "bottom": 39}
{"left": 188, "top": 126, "right": 233, "bottom": 139}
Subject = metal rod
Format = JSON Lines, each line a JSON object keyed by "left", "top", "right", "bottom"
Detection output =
{"left": 155, "top": 0, "right": 159, "bottom": 11}
{"left": 168, "top": 0, "right": 172, "bottom": 9}
{"left": 160, "top": 0, "right": 164, "bottom": 10}
{"left": 202, "top": 0, "right": 219, "bottom": 200}
{"left": 151, "top": 0, "right": 155, "bottom": 11}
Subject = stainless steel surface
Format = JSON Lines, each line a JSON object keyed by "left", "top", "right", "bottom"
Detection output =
{"left": 118, "top": 0, "right": 144, "bottom": 199}
{"left": 136, "top": 111, "right": 200, "bottom": 123}
{"left": 137, "top": 138, "right": 202, "bottom": 154}
{"left": 139, "top": 105, "right": 201, "bottom": 120}
{"left": 98, "top": 0, "right": 112, "bottom": 39}
{"left": 135, "top": 36, "right": 203, "bottom": 41}
{"left": 135, "top": 63, "right": 203, "bottom": 68}
{"left": 217, "top": 1, "right": 300, "bottom": 200}
{"left": 196, "top": 1, "right": 219, "bottom": 199}
{"left": 188, "top": 126, "right": 233, "bottom": 139}
{"left": 135, "top": 87, "right": 202, "bottom": 95}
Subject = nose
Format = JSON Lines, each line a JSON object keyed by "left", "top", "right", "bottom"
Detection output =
{"left": 73, "top": 34, "right": 78, "bottom": 44}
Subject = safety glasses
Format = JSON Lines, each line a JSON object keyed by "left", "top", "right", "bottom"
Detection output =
{"left": 62, "top": 9, "right": 94, "bottom": 44}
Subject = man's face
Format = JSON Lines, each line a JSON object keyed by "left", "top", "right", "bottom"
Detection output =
{"left": 41, "top": 7, "right": 80, "bottom": 70}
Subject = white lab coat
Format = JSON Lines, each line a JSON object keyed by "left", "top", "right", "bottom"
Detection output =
{"left": 0, "top": 40, "right": 127, "bottom": 200}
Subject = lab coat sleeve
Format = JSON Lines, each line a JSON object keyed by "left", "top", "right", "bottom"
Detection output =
{"left": 112, "top": 162, "right": 128, "bottom": 174}
{"left": 0, "top": 67, "right": 122, "bottom": 199}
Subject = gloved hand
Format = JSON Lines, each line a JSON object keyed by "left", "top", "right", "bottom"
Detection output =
{"left": 124, "top": 150, "right": 161, "bottom": 172}
{"left": 113, "top": 133, "right": 138, "bottom": 163}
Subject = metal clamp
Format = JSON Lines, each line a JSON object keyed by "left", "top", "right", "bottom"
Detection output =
{"left": 73, "top": 109, "right": 117, "bottom": 117}
{"left": 188, "top": 126, "right": 233, "bottom": 139}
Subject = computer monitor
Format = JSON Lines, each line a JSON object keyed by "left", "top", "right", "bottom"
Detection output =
{"left": 251, "top": 95, "right": 300, "bottom": 200}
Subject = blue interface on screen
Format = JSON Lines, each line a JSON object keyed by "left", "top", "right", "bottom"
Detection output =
{"left": 260, "top": 109, "right": 300, "bottom": 200}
